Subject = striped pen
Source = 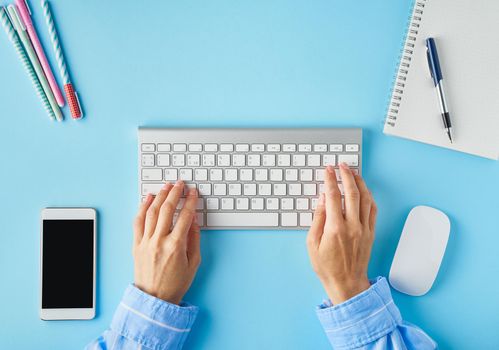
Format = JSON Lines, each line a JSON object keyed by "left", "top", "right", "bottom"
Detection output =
{"left": 41, "top": 0, "right": 82, "bottom": 119}
{"left": 0, "top": 6, "right": 55, "bottom": 120}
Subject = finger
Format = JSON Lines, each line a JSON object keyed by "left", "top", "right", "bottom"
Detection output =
{"left": 170, "top": 188, "right": 198, "bottom": 242}
{"left": 339, "top": 163, "right": 360, "bottom": 222}
{"left": 134, "top": 194, "right": 153, "bottom": 246}
{"left": 324, "top": 165, "right": 344, "bottom": 229}
{"left": 369, "top": 194, "right": 378, "bottom": 234}
{"left": 154, "top": 181, "right": 185, "bottom": 238}
{"left": 307, "top": 193, "right": 326, "bottom": 249}
{"left": 144, "top": 183, "right": 174, "bottom": 238}
{"left": 354, "top": 174, "right": 372, "bottom": 225}
{"left": 187, "top": 215, "right": 201, "bottom": 267}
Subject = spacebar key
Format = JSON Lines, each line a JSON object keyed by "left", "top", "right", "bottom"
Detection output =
{"left": 207, "top": 213, "right": 278, "bottom": 227}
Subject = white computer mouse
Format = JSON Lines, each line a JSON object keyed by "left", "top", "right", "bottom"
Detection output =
{"left": 389, "top": 205, "right": 450, "bottom": 296}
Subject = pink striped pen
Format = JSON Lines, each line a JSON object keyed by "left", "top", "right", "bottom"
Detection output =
{"left": 15, "top": 0, "right": 64, "bottom": 107}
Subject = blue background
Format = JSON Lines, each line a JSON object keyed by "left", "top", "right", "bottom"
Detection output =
{"left": 1, "top": 0, "right": 498, "bottom": 349}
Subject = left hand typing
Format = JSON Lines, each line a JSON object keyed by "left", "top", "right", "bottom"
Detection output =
{"left": 132, "top": 180, "right": 201, "bottom": 305}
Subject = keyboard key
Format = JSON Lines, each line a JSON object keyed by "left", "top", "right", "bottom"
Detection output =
{"left": 210, "top": 169, "right": 223, "bottom": 181}
{"left": 198, "top": 183, "right": 212, "bottom": 196}
{"left": 189, "top": 144, "right": 203, "bottom": 152}
{"left": 195, "top": 169, "right": 208, "bottom": 181}
{"left": 288, "top": 183, "right": 301, "bottom": 196}
{"left": 281, "top": 213, "right": 297, "bottom": 226}
{"left": 142, "top": 154, "right": 155, "bottom": 167}
{"left": 187, "top": 154, "right": 200, "bottom": 166}
{"left": 338, "top": 154, "right": 359, "bottom": 167}
{"left": 229, "top": 183, "right": 242, "bottom": 195}
{"left": 247, "top": 154, "right": 261, "bottom": 166}
{"left": 225, "top": 169, "right": 238, "bottom": 181}
{"left": 220, "top": 144, "right": 233, "bottom": 152}
{"left": 307, "top": 154, "right": 321, "bottom": 167}
{"left": 157, "top": 154, "right": 170, "bottom": 166}
{"left": 315, "top": 169, "right": 324, "bottom": 181}
{"left": 281, "top": 198, "right": 294, "bottom": 210}
{"left": 141, "top": 143, "right": 155, "bottom": 152}
{"left": 221, "top": 198, "right": 234, "bottom": 210}
{"left": 196, "top": 199, "right": 204, "bottom": 210}
{"left": 244, "top": 183, "right": 257, "bottom": 196}
{"left": 235, "top": 144, "right": 249, "bottom": 152}
{"left": 173, "top": 144, "right": 187, "bottom": 152}
{"left": 157, "top": 143, "right": 171, "bottom": 152}
{"left": 300, "top": 169, "right": 313, "bottom": 181}
{"left": 285, "top": 169, "right": 298, "bottom": 181}
{"left": 207, "top": 213, "right": 278, "bottom": 227}
{"left": 292, "top": 154, "right": 306, "bottom": 167}
{"left": 283, "top": 144, "right": 296, "bottom": 152}
{"left": 164, "top": 169, "right": 178, "bottom": 181}
{"left": 141, "top": 183, "right": 163, "bottom": 195}
{"left": 217, "top": 154, "right": 231, "bottom": 166}
{"left": 183, "top": 183, "right": 197, "bottom": 196}
{"left": 303, "top": 184, "right": 317, "bottom": 196}
{"left": 298, "top": 144, "right": 312, "bottom": 152}
{"left": 313, "top": 144, "right": 327, "bottom": 152}
{"left": 346, "top": 144, "right": 359, "bottom": 152}
{"left": 258, "top": 184, "right": 272, "bottom": 196}
{"left": 270, "top": 169, "right": 283, "bottom": 181}
{"left": 196, "top": 212, "right": 205, "bottom": 226}
{"left": 262, "top": 154, "right": 275, "bottom": 166}
{"left": 251, "top": 198, "right": 264, "bottom": 210}
{"left": 255, "top": 169, "right": 268, "bottom": 181}
{"left": 251, "top": 144, "right": 265, "bottom": 152}
{"left": 299, "top": 213, "right": 313, "bottom": 226}
{"left": 267, "top": 144, "right": 281, "bottom": 152}
{"left": 206, "top": 198, "right": 219, "bottom": 210}
{"left": 266, "top": 198, "right": 279, "bottom": 210}
{"left": 277, "top": 154, "right": 291, "bottom": 166}
{"left": 240, "top": 169, "right": 253, "bottom": 181}
{"left": 273, "top": 184, "right": 286, "bottom": 195}
{"left": 330, "top": 144, "right": 343, "bottom": 152}
{"left": 142, "top": 169, "right": 162, "bottom": 181}
{"left": 311, "top": 198, "right": 319, "bottom": 210}
{"left": 172, "top": 154, "right": 185, "bottom": 166}
{"left": 202, "top": 154, "right": 216, "bottom": 166}
{"left": 179, "top": 169, "right": 193, "bottom": 181}
{"left": 237, "top": 198, "right": 249, "bottom": 210}
{"left": 232, "top": 154, "right": 246, "bottom": 166}
{"left": 213, "top": 183, "right": 227, "bottom": 195}
{"left": 205, "top": 144, "right": 218, "bottom": 152}
{"left": 323, "top": 155, "right": 336, "bottom": 166}
{"left": 296, "top": 198, "right": 309, "bottom": 210}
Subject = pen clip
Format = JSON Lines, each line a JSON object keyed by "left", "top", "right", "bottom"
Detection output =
{"left": 426, "top": 46, "right": 434, "bottom": 80}
{"left": 22, "top": 0, "right": 31, "bottom": 15}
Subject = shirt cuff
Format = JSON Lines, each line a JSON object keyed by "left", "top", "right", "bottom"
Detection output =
{"left": 316, "top": 277, "right": 402, "bottom": 350}
{"left": 111, "top": 284, "right": 199, "bottom": 350}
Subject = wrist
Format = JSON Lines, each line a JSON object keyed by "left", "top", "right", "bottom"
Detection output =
{"left": 323, "top": 276, "right": 370, "bottom": 305}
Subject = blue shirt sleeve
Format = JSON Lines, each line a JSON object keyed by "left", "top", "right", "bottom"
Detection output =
{"left": 316, "top": 277, "right": 437, "bottom": 350}
{"left": 87, "top": 285, "right": 199, "bottom": 350}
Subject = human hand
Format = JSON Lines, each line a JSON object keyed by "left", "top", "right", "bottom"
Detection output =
{"left": 307, "top": 163, "right": 377, "bottom": 304}
{"left": 133, "top": 180, "right": 201, "bottom": 305}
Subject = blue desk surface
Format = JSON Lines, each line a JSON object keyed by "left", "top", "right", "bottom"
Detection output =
{"left": 1, "top": 1, "right": 498, "bottom": 349}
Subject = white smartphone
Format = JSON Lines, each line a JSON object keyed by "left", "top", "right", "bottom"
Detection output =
{"left": 40, "top": 208, "right": 97, "bottom": 320}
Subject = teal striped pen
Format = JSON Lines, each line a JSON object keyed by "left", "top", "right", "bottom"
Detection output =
{"left": 6, "top": 4, "right": 63, "bottom": 121}
{"left": 0, "top": 6, "right": 55, "bottom": 120}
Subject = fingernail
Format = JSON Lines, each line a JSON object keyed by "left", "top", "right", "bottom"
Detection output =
{"left": 193, "top": 214, "right": 198, "bottom": 223}
{"left": 162, "top": 182, "right": 171, "bottom": 190}
{"left": 175, "top": 180, "right": 184, "bottom": 187}
{"left": 145, "top": 193, "right": 153, "bottom": 202}
{"left": 340, "top": 162, "right": 349, "bottom": 169}
{"left": 189, "top": 188, "right": 197, "bottom": 196}
{"left": 326, "top": 165, "right": 335, "bottom": 174}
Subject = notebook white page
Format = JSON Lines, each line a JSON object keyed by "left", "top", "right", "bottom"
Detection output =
{"left": 384, "top": 0, "right": 499, "bottom": 160}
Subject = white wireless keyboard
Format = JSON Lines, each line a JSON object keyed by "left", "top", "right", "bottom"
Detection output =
{"left": 138, "top": 128, "right": 362, "bottom": 230}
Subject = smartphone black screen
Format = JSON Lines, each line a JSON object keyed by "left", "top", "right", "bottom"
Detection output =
{"left": 42, "top": 220, "right": 94, "bottom": 308}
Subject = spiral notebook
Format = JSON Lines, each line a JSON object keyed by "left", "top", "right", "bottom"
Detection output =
{"left": 384, "top": 0, "right": 499, "bottom": 160}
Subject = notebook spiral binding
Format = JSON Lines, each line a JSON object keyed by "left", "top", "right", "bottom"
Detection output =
{"left": 385, "top": 0, "right": 427, "bottom": 127}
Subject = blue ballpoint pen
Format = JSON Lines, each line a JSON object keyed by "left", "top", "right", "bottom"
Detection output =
{"left": 426, "top": 37, "right": 453, "bottom": 143}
